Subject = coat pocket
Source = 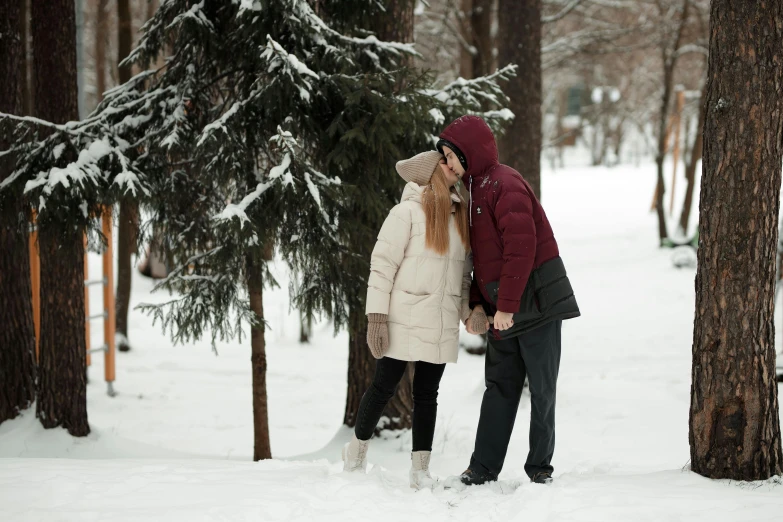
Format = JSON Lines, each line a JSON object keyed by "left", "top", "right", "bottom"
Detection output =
{"left": 484, "top": 280, "right": 542, "bottom": 323}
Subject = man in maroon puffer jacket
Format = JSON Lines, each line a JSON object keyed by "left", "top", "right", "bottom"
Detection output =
{"left": 437, "top": 115, "right": 580, "bottom": 486}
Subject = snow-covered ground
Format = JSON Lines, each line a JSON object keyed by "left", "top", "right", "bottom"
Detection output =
{"left": 2, "top": 160, "right": 782, "bottom": 522}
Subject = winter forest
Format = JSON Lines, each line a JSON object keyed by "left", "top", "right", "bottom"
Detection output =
{"left": 1, "top": 0, "right": 783, "bottom": 520}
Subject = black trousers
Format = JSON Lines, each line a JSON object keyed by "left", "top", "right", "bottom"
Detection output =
{"left": 354, "top": 357, "right": 446, "bottom": 452}
{"left": 470, "top": 319, "right": 562, "bottom": 479}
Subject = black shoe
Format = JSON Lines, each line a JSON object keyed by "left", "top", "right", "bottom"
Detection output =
{"left": 459, "top": 468, "right": 496, "bottom": 486}
{"left": 531, "top": 471, "right": 553, "bottom": 484}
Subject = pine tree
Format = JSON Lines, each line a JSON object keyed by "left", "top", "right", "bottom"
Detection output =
{"left": 30, "top": 0, "right": 89, "bottom": 436}
{"left": 0, "top": 0, "right": 37, "bottom": 426}
{"left": 689, "top": 0, "right": 783, "bottom": 480}
{"left": 115, "top": 0, "right": 138, "bottom": 353}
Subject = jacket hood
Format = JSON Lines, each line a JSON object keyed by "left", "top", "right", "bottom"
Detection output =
{"left": 438, "top": 115, "right": 499, "bottom": 178}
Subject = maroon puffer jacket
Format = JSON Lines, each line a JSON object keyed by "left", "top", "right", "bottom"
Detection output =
{"left": 439, "top": 115, "right": 560, "bottom": 315}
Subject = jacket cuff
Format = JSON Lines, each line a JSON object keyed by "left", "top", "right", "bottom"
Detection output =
{"left": 366, "top": 288, "right": 390, "bottom": 315}
{"left": 496, "top": 297, "right": 520, "bottom": 314}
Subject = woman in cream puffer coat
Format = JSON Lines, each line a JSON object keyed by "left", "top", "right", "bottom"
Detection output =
{"left": 341, "top": 150, "right": 473, "bottom": 489}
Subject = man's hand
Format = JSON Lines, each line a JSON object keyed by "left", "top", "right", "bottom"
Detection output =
{"left": 466, "top": 306, "right": 490, "bottom": 335}
{"left": 494, "top": 311, "right": 514, "bottom": 331}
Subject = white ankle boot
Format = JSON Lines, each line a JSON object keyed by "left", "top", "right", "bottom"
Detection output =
{"left": 342, "top": 435, "right": 369, "bottom": 472}
{"left": 410, "top": 451, "right": 437, "bottom": 489}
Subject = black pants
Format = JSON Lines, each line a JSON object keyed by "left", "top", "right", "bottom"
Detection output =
{"left": 354, "top": 357, "right": 446, "bottom": 452}
{"left": 470, "top": 319, "right": 562, "bottom": 479}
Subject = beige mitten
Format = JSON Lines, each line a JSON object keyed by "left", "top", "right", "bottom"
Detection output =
{"left": 461, "top": 299, "right": 472, "bottom": 324}
{"left": 467, "top": 306, "right": 489, "bottom": 335}
{"left": 367, "top": 313, "right": 389, "bottom": 359}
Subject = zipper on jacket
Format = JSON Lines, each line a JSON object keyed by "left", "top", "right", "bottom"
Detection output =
{"left": 469, "top": 176, "right": 473, "bottom": 227}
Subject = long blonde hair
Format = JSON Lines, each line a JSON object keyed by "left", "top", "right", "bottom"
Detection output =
{"left": 422, "top": 166, "right": 470, "bottom": 255}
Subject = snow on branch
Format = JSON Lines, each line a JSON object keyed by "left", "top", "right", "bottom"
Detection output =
{"left": 23, "top": 137, "right": 147, "bottom": 204}
{"left": 262, "top": 36, "right": 320, "bottom": 102}
{"left": 197, "top": 102, "right": 241, "bottom": 147}
{"left": 212, "top": 153, "right": 292, "bottom": 227}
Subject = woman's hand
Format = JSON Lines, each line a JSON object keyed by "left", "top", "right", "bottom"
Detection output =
{"left": 366, "top": 313, "right": 389, "bottom": 359}
{"left": 466, "top": 306, "right": 490, "bottom": 335}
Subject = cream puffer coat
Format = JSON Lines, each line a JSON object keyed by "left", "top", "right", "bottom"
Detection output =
{"left": 366, "top": 182, "right": 473, "bottom": 364}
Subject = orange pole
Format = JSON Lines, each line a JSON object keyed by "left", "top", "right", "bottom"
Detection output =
{"left": 669, "top": 90, "right": 685, "bottom": 216}
{"left": 29, "top": 211, "right": 40, "bottom": 361}
{"left": 84, "top": 234, "right": 92, "bottom": 367}
{"left": 102, "top": 208, "right": 116, "bottom": 389}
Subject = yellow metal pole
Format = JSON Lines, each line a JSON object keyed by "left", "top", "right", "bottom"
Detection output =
{"left": 102, "top": 208, "right": 116, "bottom": 394}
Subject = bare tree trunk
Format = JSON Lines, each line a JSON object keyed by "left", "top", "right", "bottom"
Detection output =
{"left": 247, "top": 254, "right": 271, "bottom": 461}
{"left": 95, "top": 0, "right": 109, "bottom": 103}
{"left": 654, "top": 0, "right": 691, "bottom": 244}
{"left": 19, "top": 0, "right": 32, "bottom": 115}
{"left": 470, "top": 0, "right": 493, "bottom": 77}
{"left": 689, "top": 0, "right": 783, "bottom": 481}
{"left": 459, "top": 0, "right": 473, "bottom": 79}
{"left": 0, "top": 0, "right": 37, "bottom": 425}
{"left": 299, "top": 312, "right": 311, "bottom": 344}
{"left": 115, "top": 0, "right": 138, "bottom": 352}
{"left": 497, "top": 0, "right": 541, "bottom": 197}
{"left": 31, "top": 0, "right": 89, "bottom": 437}
{"left": 678, "top": 89, "right": 705, "bottom": 236}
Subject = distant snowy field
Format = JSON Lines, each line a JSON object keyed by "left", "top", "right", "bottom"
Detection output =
{"left": 2, "top": 158, "right": 782, "bottom": 521}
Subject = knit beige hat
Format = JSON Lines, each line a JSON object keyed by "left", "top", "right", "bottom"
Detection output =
{"left": 395, "top": 151, "right": 443, "bottom": 186}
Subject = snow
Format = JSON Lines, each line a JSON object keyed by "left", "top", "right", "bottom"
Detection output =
{"left": 2, "top": 158, "right": 783, "bottom": 521}
{"left": 213, "top": 154, "right": 291, "bottom": 226}
{"left": 197, "top": 102, "right": 241, "bottom": 147}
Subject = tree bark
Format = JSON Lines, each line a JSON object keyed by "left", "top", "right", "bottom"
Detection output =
{"left": 19, "top": 0, "right": 32, "bottom": 115}
{"left": 653, "top": 0, "right": 691, "bottom": 244}
{"left": 0, "top": 0, "right": 37, "bottom": 425}
{"left": 95, "top": 0, "right": 109, "bottom": 104}
{"left": 342, "top": 0, "right": 416, "bottom": 432}
{"left": 459, "top": 0, "right": 473, "bottom": 79}
{"left": 115, "top": 0, "right": 138, "bottom": 352}
{"left": 470, "top": 0, "right": 494, "bottom": 77}
{"left": 678, "top": 89, "right": 705, "bottom": 236}
{"left": 31, "top": 0, "right": 89, "bottom": 437}
{"left": 497, "top": 0, "right": 541, "bottom": 198}
{"left": 689, "top": 0, "right": 783, "bottom": 481}
{"left": 247, "top": 254, "right": 271, "bottom": 461}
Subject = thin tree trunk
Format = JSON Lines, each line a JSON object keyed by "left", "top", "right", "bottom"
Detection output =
{"left": 678, "top": 89, "right": 705, "bottom": 236}
{"left": 95, "top": 0, "right": 109, "bottom": 104}
{"left": 247, "top": 254, "right": 271, "bottom": 461}
{"left": 0, "top": 0, "right": 37, "bottom": 425}
{"left": 470, "top": 0, "right": 493, "bottom": 77}
{"left": 497, "top": 0, "right": 541, "bottom": 197}
{"left": 459, "top": 0, "right": 473, "bottom": 79}
{"left": 299, "top": 312, "right": 311, "bottom": 344}
{"left": 689, "top": 0, "right": 783, "bottom": 481}
{"left": 31, "top": 0, "right": 89, "bottom": 437}
{"left": 654, "top": 67, "right": 673, "bottom": 244}
{"left": 115, "top": 0, "right": 138, "bottom": 352}
{"left": 654, "top": 0, "right": 691, "bottom": 244}
{"left": 19, "top": 0, "right": 32, "bottom": 115}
